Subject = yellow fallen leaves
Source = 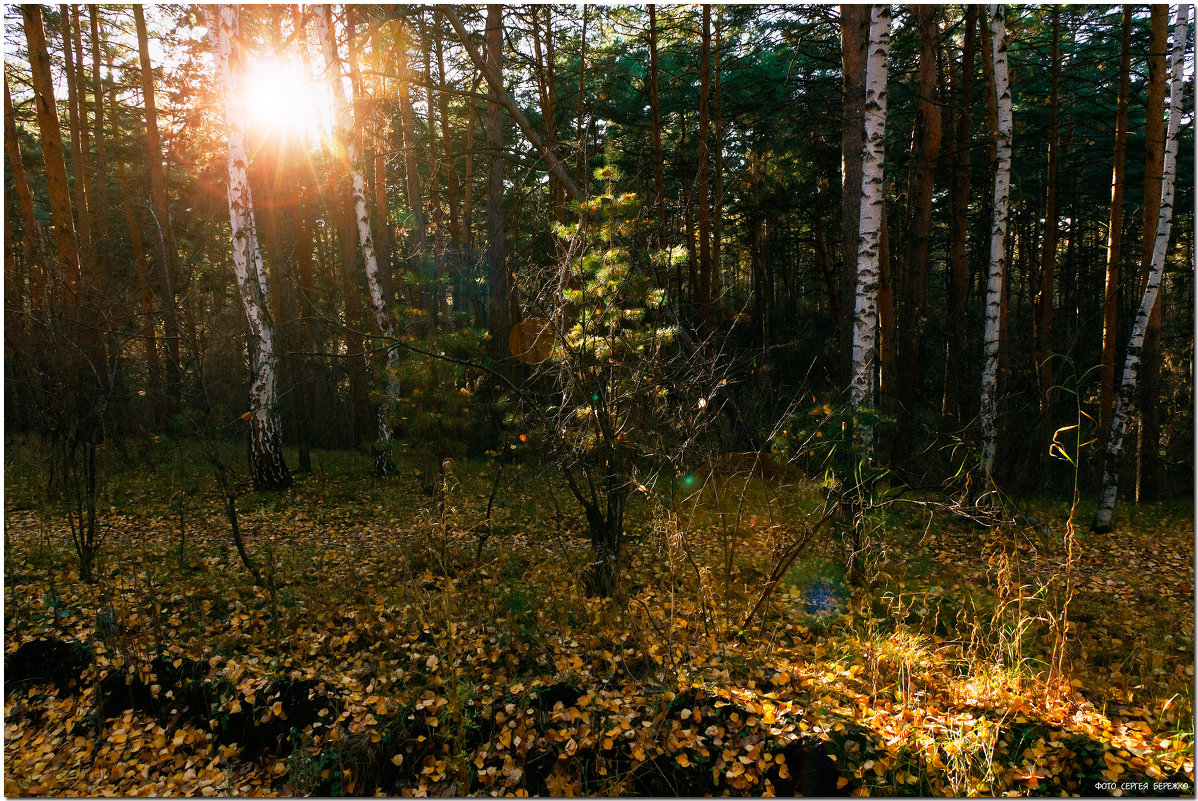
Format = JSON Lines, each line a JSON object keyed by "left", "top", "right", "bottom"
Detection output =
{"left": 5, "top": 696, "right": 276, "bottom": 797}
{"left": 4, "top": 469, "right": 1193, "bottom": 798}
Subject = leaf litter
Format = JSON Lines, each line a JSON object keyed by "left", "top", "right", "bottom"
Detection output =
{"left": 4, "top": 461, "right": 1194, "bottom": 796}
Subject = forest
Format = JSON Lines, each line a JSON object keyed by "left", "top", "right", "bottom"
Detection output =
{"left": 3, "top": 3, "right": 1195, "bottom": 796}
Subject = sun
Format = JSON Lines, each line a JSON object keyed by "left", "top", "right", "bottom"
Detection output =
{"left": 242, "top": 57, "right": 326, "bottom": 142}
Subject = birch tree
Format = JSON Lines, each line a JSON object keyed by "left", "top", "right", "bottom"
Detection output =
{"left": 847, "top": 3, "right": 891, "bottom": 457}
{"left": 204, "top": 4, "right": 291, "bottom": 491}
{"left": 313, "top": 3, "right": 402, "bottom": 476}
{"left": 979, "top": 4, "right": 1012, "bottom": 488}
{"left": 1136, "top": 6, "right": 1172, "bottom": 501}
{"left": 1092, "top": 4, "right": 1188, "bottom": 534}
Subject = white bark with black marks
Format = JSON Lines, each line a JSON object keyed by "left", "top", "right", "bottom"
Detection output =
{"left": 313, "top": 4, "right": 402, "bottom": 465}
{"left": 204, "top": 4, "right": 291, "bottom": 491}
{"left": 979, "top": 3, "right": 1012, "bottom": 487}
{"left": 1092, "top": 4, "right": 1188, "bottom": 533}
{"left": 848, "top": 3, "right": 891, "bottom": 457}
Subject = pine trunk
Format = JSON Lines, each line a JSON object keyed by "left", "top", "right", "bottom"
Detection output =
{"left": 1093, "top": 5, "right": 1187, "bottom": 533}
{"left": 436, "top": 32, "right": 463, "bottom": 242}
{"left": 649, "top": 5, "right": 666, "bottom": 254}
{"left": 712, "top": 9, "right": 725, "bottom": 305}
{"left": 1098, "top": 8, "right": 1132, "bottom": 449}
{"left": 115, "top": 159, "right": 160, "bottom": 382}
{"left": 839, "top": 4, "right": 870, "bottom": 387}
{"left": 943, "top": 5, "right": 976, "bottom": 426}
{"left": 484, "top": 4, "right": 517, "bottom": 370}
{"left": 697, "top": 6, "right": 713, "bottom": 318}
{"left": 4, "top": 76, "right": 48, "bottom": 313}
{"left": 22, "top": 5, "right": 81, "bottom": 295}
{"left": 88, "top": 7, "right": 111, "bottom": 294}
{"left": 577, "top": 7, "right": 588, "bottom": 196}
{"left": 440, "top": 8, "right": 582, "bottom": 204}
{"left": 369, "top": 21, "right": 394, "bottom": 294}
{"left": 1136, "top": 6, "right": 1171, "bottom": 503}
{"left": 544, "top": 8, "right": 563, "bottom": 221}
{"left": 896, "top": 6, "right": 942, "bottom": 457}
{"left": 463, "top": 94, "right": 475, "bottom": 251}
{"left": 1033, "top": 6, "right": 1062, "bottom": 475}
{"left": 61, "top": 5, "right": 95, "bottom": 293}
{"left": 426, "top": 34, "right": 449, "bottom": 328}
{"left": 397, "top": 25, "right": 427, "bottom": 278}
{"left": 134, "top": 6, "right": 183, "bottom": 407}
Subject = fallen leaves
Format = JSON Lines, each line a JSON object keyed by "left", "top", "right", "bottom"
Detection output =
{"left": 3, "top": 466, "right": 1194, "bottom": 796}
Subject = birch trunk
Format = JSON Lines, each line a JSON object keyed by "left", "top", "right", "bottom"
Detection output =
{"left": 1136, "top": 7, "right": 1171, "bottom": 502}
{"left": 204, "top": 4, "right": 291, "bottom": 492}
{"left": 313, "top": 4, "right": 402, "bottom": 475}
{"left": 848, "top": 3, "right": 891, "bottom": 457}
{"left": 1092, "top": 4, "right": 1188, "bottom": 534}
{"left": 979, "top": 4, "right": 1012, "bottom": 487}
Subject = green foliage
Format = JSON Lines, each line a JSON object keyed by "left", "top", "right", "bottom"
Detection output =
{"left": 389, "top": 330, "right": 490, "bottom": 454}
{"left": 771, "top": 401, "right": 896, "bottom": 474}
{"left": 523, "top": 169, "right": 722, "bottom": 592}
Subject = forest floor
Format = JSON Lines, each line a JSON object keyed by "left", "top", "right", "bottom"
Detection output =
{"left": 3, "top": 444, "right": 1195, "bottom": 797}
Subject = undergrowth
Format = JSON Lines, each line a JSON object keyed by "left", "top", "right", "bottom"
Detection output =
{"left": 4, "top": 440, "right": 1194, "bottom": 796}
